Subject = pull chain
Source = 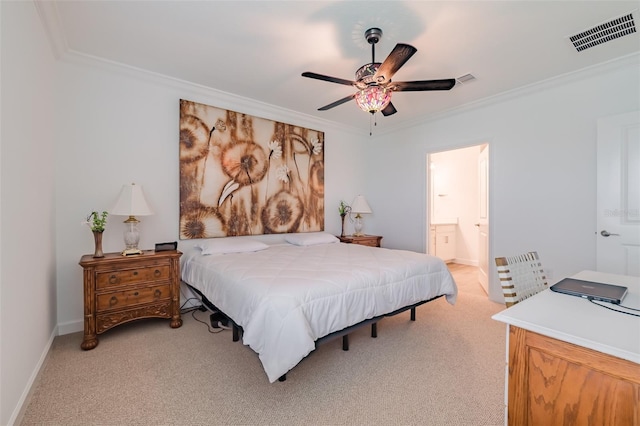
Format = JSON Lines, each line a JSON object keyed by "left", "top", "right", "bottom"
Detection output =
{"left": 369, "top": 111, "right": 379, "bottom": 136}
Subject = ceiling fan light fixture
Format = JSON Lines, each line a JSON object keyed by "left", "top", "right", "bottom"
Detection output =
{"left": 355, "top": 86, "right": 392, "bottom": 113}
{"left": 302, "top": 27, "right": 455, "bottom": 120}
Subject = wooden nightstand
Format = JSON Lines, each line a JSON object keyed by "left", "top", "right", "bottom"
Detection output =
{"left": 338, "top": 234, "right": 382, "bottom": 247}
{"left": 79, "top": 250, "right": 182, "bottom": 350}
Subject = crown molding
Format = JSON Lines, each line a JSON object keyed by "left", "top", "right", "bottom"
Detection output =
{"left": 35, "top": 0, "right": 637, "bottom": 140}
{"left": 64, "top": 48, "right": 365, "bottom": 135}
{"left": 32, "top": 0, "right": 365, "bottom": 138}
{"left": 376, "top": 52, "right": 640, "bottom": 137}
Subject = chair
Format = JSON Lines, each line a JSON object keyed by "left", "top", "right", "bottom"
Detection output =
{"left": 495, "top": 251, "right": 548, "bottom": 307}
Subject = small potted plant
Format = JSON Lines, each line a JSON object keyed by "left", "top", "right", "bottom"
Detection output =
{"left": 85, "top": 211, "right": 108, "bottom": 257}
{"left": 338, "top": 201, "right": 351, "bottom": 237}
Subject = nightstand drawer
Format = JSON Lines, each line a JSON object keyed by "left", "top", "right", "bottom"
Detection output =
{"left": 96, "top": 284, "right": 171, "bottom": 311}
{"left": 96, "top": 264, "right": 170, "bottom": 289}
{"left": 356, "top": 237, "right": 379, "bottom": 247}
{"left": 338, "top": 235, "right": 382, "bottom": 247}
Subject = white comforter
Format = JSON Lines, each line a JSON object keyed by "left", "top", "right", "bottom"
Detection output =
{"left": 181, "top": 242, "right": 457, "bottom": 382}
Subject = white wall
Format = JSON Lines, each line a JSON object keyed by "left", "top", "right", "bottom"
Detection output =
{"left": 365, "top": 56, "right": 640, "bottom": 302}
{"left": 0, "top": 2, "right": 57, "bottom": 424}
{"left": 54, "top": 54, "right": 368, "bottom": 334}
{"left": 2, "top": 4, "right": 368, "bottom": 421}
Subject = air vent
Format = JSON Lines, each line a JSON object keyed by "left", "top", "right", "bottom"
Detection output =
{"left": 456, "top": 73, "right": 476, "bottom": 84}
{"left": 569, "top": 12, "right": 637, "bottom": 52}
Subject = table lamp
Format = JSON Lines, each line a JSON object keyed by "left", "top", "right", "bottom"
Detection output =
{"left": 109, "top": 183, "right": 153, "bottom": 256}
{"left": 351, "top": 195, "right": 372, "bottom": 236}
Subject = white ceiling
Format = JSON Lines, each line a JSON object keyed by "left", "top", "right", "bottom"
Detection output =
{"left": 43, "top": 1, "right": 640, "bottom": 133}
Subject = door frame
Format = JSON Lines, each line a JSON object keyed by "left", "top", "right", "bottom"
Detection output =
{"left": 426, "top": 141, "right": 492, "bottom": 293}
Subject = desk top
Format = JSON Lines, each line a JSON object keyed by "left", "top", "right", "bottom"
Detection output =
{"left": 492, "top": 270, "right": 640, "bottom": 364}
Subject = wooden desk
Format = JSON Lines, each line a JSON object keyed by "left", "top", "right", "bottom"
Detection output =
{"left": 492, "top": 270, "right": 640, "bottom": 426}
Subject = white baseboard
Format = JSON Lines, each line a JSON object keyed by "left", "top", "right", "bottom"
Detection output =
{"left": 9, "top": 327, "right": 56, "bottom": 426}
{"left": 57, "top": 319, "right": 83, "bottom": 336}
{"left": 451, "top": 258, "right": 479, "bottom": 267}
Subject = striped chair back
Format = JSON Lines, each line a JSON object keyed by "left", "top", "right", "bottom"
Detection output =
{"left": 495, "top": 251, "right": 548, "bottom": 307}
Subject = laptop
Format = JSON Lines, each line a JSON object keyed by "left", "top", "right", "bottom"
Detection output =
{"left": 550, "top": 277, "right": 628, "bottom": 304}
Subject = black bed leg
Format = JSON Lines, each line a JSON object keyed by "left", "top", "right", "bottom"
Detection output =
{"left": 410, "top": 307, "right": 416, "bottom": 321}
{"left": 232, "top": 324, "right": 239, "bottom": 342}
{"left": 342, "top": 335, "right": 349, "bottom": 351}
{"left": 278, "top": 374, "right": 286, "bottom": 382}
{"left": 371, "top": 322, "right": 377, "bottom": 338}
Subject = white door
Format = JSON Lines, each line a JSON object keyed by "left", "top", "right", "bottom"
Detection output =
{"left": 597, "top": 111, "right": 640, "bottom": 276}
{"left": 477, "top": 144, "right": 490, "bottom": 293}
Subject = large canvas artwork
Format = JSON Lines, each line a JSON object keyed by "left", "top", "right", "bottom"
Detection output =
{"left": 179, "top": 99, "right": 325, "bottom": 239}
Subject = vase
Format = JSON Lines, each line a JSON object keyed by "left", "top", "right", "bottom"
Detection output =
{"left": 340, "top": 214, "right": 346, "bottom": 237}
{"left": 93, "top": 231, "right": 104, "bottom": 258}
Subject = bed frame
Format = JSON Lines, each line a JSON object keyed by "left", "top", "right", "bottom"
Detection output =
{"left": 187, "top": 284, "right": 443, "bottom": 382}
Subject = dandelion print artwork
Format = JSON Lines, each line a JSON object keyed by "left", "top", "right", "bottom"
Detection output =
{"left": 179, "top": 99, "right": 325, "bottom": 238}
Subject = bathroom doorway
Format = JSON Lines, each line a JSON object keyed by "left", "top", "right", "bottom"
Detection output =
{"left": 427, "top": 143, "right": 489, "bottom": 295}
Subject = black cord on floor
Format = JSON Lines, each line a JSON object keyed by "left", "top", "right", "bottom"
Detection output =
{"left": 189, "top": 309, "right": 229, "bottom": 333}
{"left": 588, "top": 298, "right": 640, "bottom": 317}
{"left": 180, "top": 297, "right": 204, "bottom": 312}
{"left": 179, "top": 293, "right": 231, "bottom": 333}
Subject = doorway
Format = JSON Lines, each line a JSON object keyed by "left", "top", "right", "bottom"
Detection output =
{"left": 427, "top": 143, "right": 490, "bottom": 295}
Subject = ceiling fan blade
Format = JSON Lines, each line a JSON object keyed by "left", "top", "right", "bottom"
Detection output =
{"left": 390, "top": 79, "right": 457, "bottom": 92}
{"left": 302, "top": 72, "right": 355, "bottom": 86}
{"left": 318, "top": 94, "right": 356, "bottom": 111}
{"left": 373, "top": 44, "right": 417, "bottom": 84}
{"left": 381, "top": 102, "right": 397, "bottom": 117}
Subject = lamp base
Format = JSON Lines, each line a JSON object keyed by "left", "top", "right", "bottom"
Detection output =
{"left": 353, "top": 214, "right": 364, "bottom": 237}
{"left": 121, "top": 216, "right": 143, "bottom": 256}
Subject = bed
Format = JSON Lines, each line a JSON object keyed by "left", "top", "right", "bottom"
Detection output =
{"left": 180, "top": 232, "right": 458, "bottom": 383}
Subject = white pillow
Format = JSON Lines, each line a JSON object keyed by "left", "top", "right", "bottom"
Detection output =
{"left": 195, "top": 238, "right": 269, "bottom": 255}
{"left": 284, "top": 232, "right": 339, "bottom": 246}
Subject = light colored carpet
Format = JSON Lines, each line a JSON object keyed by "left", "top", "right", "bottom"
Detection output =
{"left": 19, "top": 264, "right": 506, "bottom": 426}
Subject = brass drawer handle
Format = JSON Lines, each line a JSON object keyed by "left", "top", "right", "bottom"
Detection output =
{"left": 109, "top": 296, "right": 118, "bottom": 306}
{"left": 154, "top": 289, "right": 162, "bottom": 298}
{"left": 109, "top": 275, "right": 118, "bottom": 284}
{"left": 154, "top": 269, "right": 161, "bottom": 277}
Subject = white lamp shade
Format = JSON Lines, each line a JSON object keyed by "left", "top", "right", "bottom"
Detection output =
{"left": 351, "top": 195, "right": 372, "bottom": 214}
{"left": 110, "top": 183, "right": 154, "bottom": 216}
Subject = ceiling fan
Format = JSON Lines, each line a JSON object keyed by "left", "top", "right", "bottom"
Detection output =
{"left": 302, "top": 27, "right": 456, "bottom": 117}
